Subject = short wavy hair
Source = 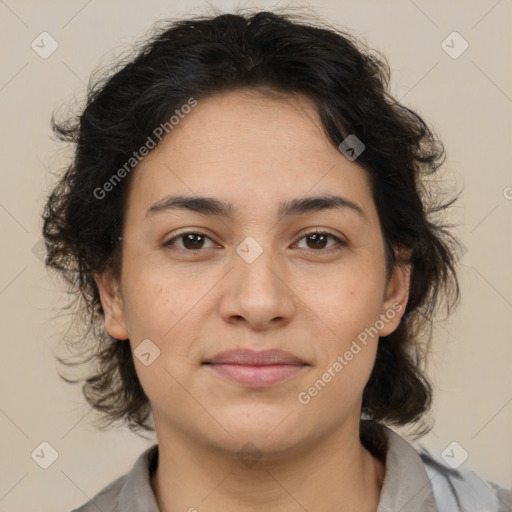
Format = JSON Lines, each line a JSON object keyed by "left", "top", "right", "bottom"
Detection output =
{"left": 42, "top": 9, "right": 460, "bottom": 442}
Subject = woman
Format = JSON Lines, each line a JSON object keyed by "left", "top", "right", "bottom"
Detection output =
{"left": 42, "top": 9, "right": 512, "bottom": 512}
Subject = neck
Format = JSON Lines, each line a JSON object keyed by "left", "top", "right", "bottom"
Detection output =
{"left": 151, "top": 420, "right": 385, "bottom": 512}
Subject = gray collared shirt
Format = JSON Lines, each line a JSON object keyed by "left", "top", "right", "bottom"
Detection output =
{"left": 70, "top": 426, "right": 512, "bottom": 512}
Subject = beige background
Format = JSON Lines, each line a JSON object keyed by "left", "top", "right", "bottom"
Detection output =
{"left": 0, "top": 0, "right": 511, "bottom": 510}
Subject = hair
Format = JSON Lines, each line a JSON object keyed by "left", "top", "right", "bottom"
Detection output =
{"left": 42, "top": 8, "right": 460, "bottom": 446}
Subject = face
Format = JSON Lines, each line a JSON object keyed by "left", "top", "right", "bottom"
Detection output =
{"left": 96, "top": 90, "right": 410, "bottom": 457}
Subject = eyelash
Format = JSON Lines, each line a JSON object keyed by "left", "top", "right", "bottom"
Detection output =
{"left": 162, "top": 230, "right": 346, "bottom": 254}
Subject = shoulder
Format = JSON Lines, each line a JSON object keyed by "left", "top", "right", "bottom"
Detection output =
{"left": 375, "top": 423, "right": 512, "bottom": 512}
{"left": 418, "top": 447, "right": 512, "bottom": 512}
{"left": 68, "top": 444, "right": 159, "bottom": 512}
{"left": 69, "top": 473, "right": 127, "bottom": 512}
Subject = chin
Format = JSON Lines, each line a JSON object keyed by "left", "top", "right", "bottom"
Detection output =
{"left": 211, "top": 428, "right": 305, "bottom": 463}
{"left": 210, "top": 411, "right": 307, "bottom": 453}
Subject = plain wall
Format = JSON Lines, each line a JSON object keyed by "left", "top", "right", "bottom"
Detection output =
{"left": 0, "top": 0, "right": 511, "bottom": 510}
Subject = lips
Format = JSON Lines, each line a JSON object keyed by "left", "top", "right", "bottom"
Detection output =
{"left": 203, "top": 349, "right": 309, "bottom": 387}
{"left": 203, "top": 349, "right": 306, "bottom": 366}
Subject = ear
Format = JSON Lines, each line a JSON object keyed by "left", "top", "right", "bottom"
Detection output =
{"left": 377, "top": 252, "right": 411, "bottom": 337}
{"left": 94, "top": 272, "right": 129, "bottom": 340}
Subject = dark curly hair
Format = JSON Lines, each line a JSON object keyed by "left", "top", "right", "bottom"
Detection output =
{"left": 42, "top": 8, "right": 460, "bottom": 444}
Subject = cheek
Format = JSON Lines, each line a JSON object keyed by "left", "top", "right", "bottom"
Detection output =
{"left": 298, "top": 257, "right": 386, "bottom": 403}
{"left": 298, "top": 277, "right": 383, "bottom": 413}
{"left": 120, "top": 261, "right": 212, "bottom": 376}
{"left": 120, "top": 249, "right": 197, "bottom": 336}
{"left": 121, "top": 279, "right": 170, "bottom": 336}
{"left": 305, "top": 261, "right": 387, "bottom": 338}
{"left": 299, "top": 345, "right": 377, "bottom": 423}
{"left": 121, "top": 273, "right": 201, "bottom": 399}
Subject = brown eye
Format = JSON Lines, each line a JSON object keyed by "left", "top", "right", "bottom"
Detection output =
{"left": 163, "top": 230, "right": 345, "bottom": 254}
{"left": 295, "top": 231, "right": 346, "bottom": 251}
{"left": 164, "top": 232, "right": 215, "bottom": 251}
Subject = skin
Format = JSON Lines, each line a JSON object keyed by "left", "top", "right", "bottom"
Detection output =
{"left": 95, "top": 89, "right": 411, "bottom": 512}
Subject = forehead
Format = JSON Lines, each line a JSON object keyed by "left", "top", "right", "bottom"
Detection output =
{"left": 149, "top": 90, "right": 338, "bottom": 171}
{"left": 125, "top": 90, "right": 376, "bottom": 223}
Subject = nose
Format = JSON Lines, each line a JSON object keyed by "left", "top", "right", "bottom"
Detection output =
{"left": 219, "top": 242, "right": 296, "bottom": 331}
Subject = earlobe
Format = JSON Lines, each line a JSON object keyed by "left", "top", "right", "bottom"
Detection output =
{"left": 378, "top": 258, "right": 411, "bottom": 337}
{"left": 94, "top": 272, "right": 129, "bottom": 340}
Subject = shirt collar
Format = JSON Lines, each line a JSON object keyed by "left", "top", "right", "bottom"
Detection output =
{"left": 377, "top": 425, "right": 439, "bottom": 512}
{"left": 115, "top": 443, "right": 160, "bottom": 512}
{"left": 115, "top": 426, "right": 438, "bottom": 512}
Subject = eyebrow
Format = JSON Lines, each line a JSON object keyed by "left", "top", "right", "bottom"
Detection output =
{"left": 145, "top": 193, "right": 366, "bottom": 222}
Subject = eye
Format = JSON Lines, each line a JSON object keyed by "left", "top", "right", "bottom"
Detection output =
{"left": 162, "top": 230, "right": 346, "bottom": 253}
{"left": 163, "top": 232, "right": 217, "bottom": 251}
{"left": 294, "top": 230, "right": 346, "bottom": 252}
